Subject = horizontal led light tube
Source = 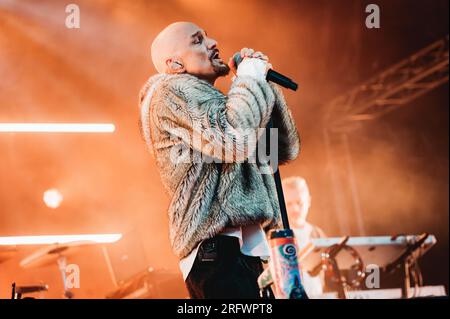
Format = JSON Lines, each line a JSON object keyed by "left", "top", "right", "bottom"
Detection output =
{"left": 0, "top": 123, "right": 115, "bottom": 133}
{"left": 0, "top": 234, "right": 122, "bottom": 246}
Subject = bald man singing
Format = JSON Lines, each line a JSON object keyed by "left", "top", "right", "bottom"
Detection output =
{"left": 139, "top": 22, "right": 300, "bottom": 299}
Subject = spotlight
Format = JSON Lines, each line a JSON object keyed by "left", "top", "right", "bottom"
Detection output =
{"left": 43, "top": 189, "right": 63, "bottom": 209}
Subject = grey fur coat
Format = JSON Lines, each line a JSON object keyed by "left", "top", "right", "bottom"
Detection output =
{"left": 139, "top": 73, "right": 300, "bottom": 259}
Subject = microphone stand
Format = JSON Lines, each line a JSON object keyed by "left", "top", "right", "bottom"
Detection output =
{"left": 308, "top": 236, "right": 350, "bottom": 299}
{"left": 255, "top": 74, "right": 301, "bottom": 298}
{"left": 265, "top": 118, "right": 291, "bottom": 230}
{"left": 259, "top": 117, "right": 309, "bottom": 299}
{"left": 383, "top": 233, "right": 429, "bottom": 298}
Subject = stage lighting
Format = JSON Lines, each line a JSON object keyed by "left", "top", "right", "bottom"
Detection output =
{"left": 0, "top": 123, "right": 116, "bottom": 133}
{"left": 0, "top": 234, "right": 123, "bottom": 246}
{"left": 43, "top": 189, "right": 63, "bottom": 209}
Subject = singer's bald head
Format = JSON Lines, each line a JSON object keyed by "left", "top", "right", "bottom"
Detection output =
{"left": 151, "top": 22, "right": 192, "bottom": 73}
{"left": 150, "top": 22, "right": 229, "bottom": 83}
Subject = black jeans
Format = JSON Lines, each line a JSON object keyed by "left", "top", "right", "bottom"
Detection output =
{"left": 185, "top": 235, "right": 273, "bottom": 299}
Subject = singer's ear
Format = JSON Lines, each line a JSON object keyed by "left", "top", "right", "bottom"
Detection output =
{"left": 165, "top": 57, "right": 185, "bottom": 74}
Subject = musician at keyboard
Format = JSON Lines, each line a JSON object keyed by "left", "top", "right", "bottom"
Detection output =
{"left": 282, "top": 176, "right": 326, "bottom": 296}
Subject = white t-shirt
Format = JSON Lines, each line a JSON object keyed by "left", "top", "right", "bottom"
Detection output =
{"left": 294, "top": 223, "right": 325, "bottom": 297}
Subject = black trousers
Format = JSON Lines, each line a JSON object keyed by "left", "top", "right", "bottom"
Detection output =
{"left": 185, "top": 235, "right": 274, "bottom": 299}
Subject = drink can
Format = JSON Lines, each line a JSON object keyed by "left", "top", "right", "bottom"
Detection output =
{"left": 268, "top": 229, "right": 308, "bottom": 299}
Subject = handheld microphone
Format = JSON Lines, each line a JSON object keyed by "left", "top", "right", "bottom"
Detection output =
{"left": 232, "top": 52, "right": 298, "bottom": 91}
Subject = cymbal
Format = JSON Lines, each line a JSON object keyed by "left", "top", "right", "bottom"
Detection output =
{"left": 19, "top": 240, "right": 98, "bottom": 269}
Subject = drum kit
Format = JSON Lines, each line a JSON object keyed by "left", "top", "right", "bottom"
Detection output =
{"left": 2, "top": 233, "right": 187, "bottom": 299}
{"left": 5, "top": 244, "right": 78, "bottom": 299}
{"left": 0, "top": 234, "right": 122, "bottom": 299}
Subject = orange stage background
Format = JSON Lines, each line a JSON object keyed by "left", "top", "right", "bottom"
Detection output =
{"left": 0, "top": 0, "right": 448, "bottom": 298}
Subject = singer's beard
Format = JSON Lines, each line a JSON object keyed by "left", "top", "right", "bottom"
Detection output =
{"left": 212, "top": 59, "right": 230, "bottom": 77}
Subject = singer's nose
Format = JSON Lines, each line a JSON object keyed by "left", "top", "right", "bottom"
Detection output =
{"left": 207, "top": 37, "right": 218, "bottom": 50}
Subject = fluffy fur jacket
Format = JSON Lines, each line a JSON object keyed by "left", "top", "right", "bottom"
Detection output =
{"left": 139, "top": 73, "right": 300, "bottom": 259}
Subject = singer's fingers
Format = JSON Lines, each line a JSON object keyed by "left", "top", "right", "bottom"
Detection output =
{"left": 240, "top": 47, "right": 254, "bottom": 58}
{"left": 252, "top": 51, "right": 269, "bottom": 62}
{"left": 253, "top": 51, "right": 263, "bottom": 58}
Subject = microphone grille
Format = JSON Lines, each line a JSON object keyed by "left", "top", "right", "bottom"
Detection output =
{"left": 232, "top": 52, "right": 243, "bottom": 67}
